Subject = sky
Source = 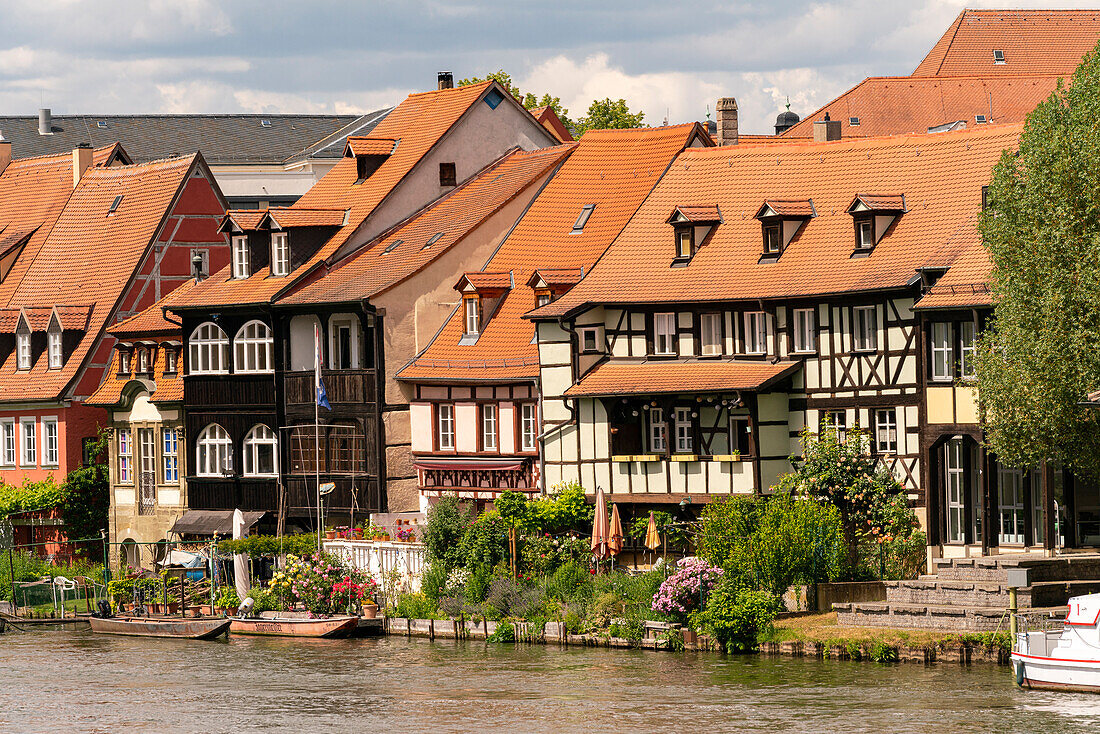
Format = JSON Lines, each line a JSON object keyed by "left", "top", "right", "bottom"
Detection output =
{"left": 0, "top": 0, "right": 1090, "bottom": 134}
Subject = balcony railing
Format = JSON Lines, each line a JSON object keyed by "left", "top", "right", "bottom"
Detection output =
{"left": 417, "top": 457, "right": 536, "bottom": 492}
{"left": 285, "top": 369, "right": 376, "bottom": 405}
{"left": 322, "top": 539, "right": 426, "bottom": 594}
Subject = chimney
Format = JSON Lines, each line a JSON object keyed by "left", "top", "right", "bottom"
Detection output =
{"left": 437, "top": 71, "right": 454, "bottom": 90}
{"left": 0, "top": 131, "right": 10, "bottom": 177}
{"left": 813, "top": 114, "right": 842, "bottom": 143}
{"left": 716, "top": 97, "right": 738, "bottom": 146}
{"left": 38, "top": 108, "right": 52, "bottom": 136}
{"left": 72, "top": 143, "right": 93, "bottom": 188}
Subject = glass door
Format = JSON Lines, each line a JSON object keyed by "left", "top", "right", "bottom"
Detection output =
{"left": 998, "top": 465, "right": 1025, "bottom": 545}
{"left": 945, "top": 439, "right": 965, "bottom": 543}
{"left": 138, "top": 428, "right": 156, "bottom": 515}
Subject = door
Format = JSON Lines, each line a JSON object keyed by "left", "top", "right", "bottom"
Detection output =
{"left": 138, "top": 428, "right": 156, "bottom": 515}
{"left": 998, "top": 465, "right": 1025, "bottom": 545}
{"left": 945, "top": 439, "right": 965, "bottom": 543}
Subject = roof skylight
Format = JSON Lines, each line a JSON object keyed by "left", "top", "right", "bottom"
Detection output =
{"left": 96, "top": 121, "right": 108, "bottom": 129}
{"left": 975, "top": 114, "right": 987, "bottom": 124}
{"left": 993, "top": 49, "right": 1005, "bottom": 64}
{"left": 108, "top": 195, "right": 123, "bottom": 214}
{"left": 422, "top": 232, "right": 444, "bottom": 250}
{"left": 849, "top": 117, "right": 860, "bottom": 126}
{"left": 571, "top": 205, "right": 595, "bottom": 233}
{"left": 261, "top": 119, "right": 272, "bottom": 127}
{"left": 382, "top": 239, "right": 403, "bottom": 254}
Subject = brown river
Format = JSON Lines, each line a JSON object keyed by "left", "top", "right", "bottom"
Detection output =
{"left": 2, "top": 629, "right": 1100, "bottom": 733}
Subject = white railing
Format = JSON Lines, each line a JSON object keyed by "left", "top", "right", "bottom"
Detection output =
{"left": 323, "top": 539, "right": 426, "bottom": 593}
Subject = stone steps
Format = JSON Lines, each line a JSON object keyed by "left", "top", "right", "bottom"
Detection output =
{"left": 834, "top": 602, "right": 1067, "bottom": 632}
{"left": 883, "top": 579, "right": 1100, "bottom": 609}
{"left": 932, "top": 555, "right": 1100, "bottom": 583}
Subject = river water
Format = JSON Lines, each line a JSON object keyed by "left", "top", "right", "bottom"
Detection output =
{"left": 2, "top": 629, "right": 1099, "bottom": 733}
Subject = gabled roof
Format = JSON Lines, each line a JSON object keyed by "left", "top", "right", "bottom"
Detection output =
{"left": 274, "top": 144, "right": 573, "bottom": 307}
{"left": 913, "top": 9, "right": 1100, "bottom": 78}
{"left": 0, "top": 111, "right": 392, "bottom": 165}
{"left": 530, "top": 125, "right": 1021, "bottom": 319}
{"left": 531, "top": 106, "right": 574, "bottom": 143}
{"left": 913, "top": 243, "right": 994, "bottom": 311}
{"left": 457, "top": 272, "right": 512, "bottom": 292}
{"left": 668, "top": 205, "right": 721, "bottom": 223}
{"left": 261, "top": 208, "right": 347, "bottom": 229}
{"left": 849, "top": 194, "right": 906, "bottom": 212}
{"left": 527, "top": 268, "right": 584, "bottom": 289}
{"left": 399, "top": 123, "right": 711, "bottom": 383}
{"left": 0, "top": 153, "right": 205, "bottom": 402}
{"left": 343, "top": 137, "right": 398, "bottom": 157}
{"left": 756, "top": 200, "right": 815, "bottom": 218}
{"left": 172, "top": 81, "right": 513, "bottom": 310}
{"left": 780, "top": 75, "right": 1061, "bottom": 139}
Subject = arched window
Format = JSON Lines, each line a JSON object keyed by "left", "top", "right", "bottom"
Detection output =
{"left": 234, "top": 320, "right": 273, "bottom": 373}
{"left": 196, "top": 424, "right": 232, "bottom": 476}
{"left": 243, "top": 424, "right": 277, "bottom": 477}
{"left": 189, "top": 322, "right": 229, "bottom": 374}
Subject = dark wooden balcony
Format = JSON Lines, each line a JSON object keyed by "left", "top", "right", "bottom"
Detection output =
{"left": 186, "top": 477, "right": 280, "bottom": 512}
{"left": 417, "top": 457, "right": 536, "bottom": 492}
{"left": 184, "top": 375, "right": 275, "bottom": 407}
{"left": 284, "top": 475, "right": 381, "bottom": 516}
{"left": 284, "top": 369, "right": 376, "bottom": 406}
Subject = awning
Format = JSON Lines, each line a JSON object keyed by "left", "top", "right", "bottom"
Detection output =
{"left": 564, "top": 359, "right": 800, "bottom": 399}
{"left": 414, "top": 458, "right": 525, "bottom": 471}
{"left": 169, "top": 510, "right": 266, "bottom": 537}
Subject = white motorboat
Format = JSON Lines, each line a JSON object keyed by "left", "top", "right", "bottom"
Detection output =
{"left": 1013, "top": 593, "right": 1100, "bottom": 693}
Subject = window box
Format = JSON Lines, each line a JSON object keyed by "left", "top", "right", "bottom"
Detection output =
{"left": 711, "top": 453, "right": 743, "bottom": 462}
{"left": 611, "top": 454, "right": 634, "bottom": 463}
{"left": 669, "top": 454, "right": 698, "bottom": 462}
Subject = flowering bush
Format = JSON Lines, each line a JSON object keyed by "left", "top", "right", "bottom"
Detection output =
{"left": 521, "top": 532, "right": 590, "bottom": 577}
{"left": 395, "top": 527, "right": 417, "bottom": 542}
{"left": 651, "top": 557, "right": 723, "bottom": 622}
{"left": 269, "top": 553, "right": 377, "bottom": 615}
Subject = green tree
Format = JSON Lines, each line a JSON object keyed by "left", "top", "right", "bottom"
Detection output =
{"left": 458, "top": 70, "right": 572, "bottom": 129}
{"left": 975, "top": 42, "right": 1100, "bottom": 479}
{"left": 573, "top": 98, "right": 646, "bottom": 135}
{"left": 423, "top": 495, "right": 471, "bottom": 571}
{"left": 59, "top": 466, "right": 109, "bottom": 555}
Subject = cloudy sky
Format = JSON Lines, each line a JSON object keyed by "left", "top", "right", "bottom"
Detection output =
{"left": 0, "top": 0, "right": 1087, "bottom": 133}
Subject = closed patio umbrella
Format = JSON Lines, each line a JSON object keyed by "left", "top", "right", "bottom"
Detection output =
{"left": 591, "top": 487, "right": 609, "bottom": 561}
{"left": 644, "top": 511, "right": 661, "bottom": 551}
{"left": 608, "top": 504, "right": 624, "bottom": 557}
{"left": 232, "top": 508, "right": 252, "bottom": 604}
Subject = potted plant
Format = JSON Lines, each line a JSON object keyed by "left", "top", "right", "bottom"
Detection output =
{"left": 324, "top": 528, "right": 337, "bottom": 540}
{"left": 395, "top": 527, "right": 416, "bottom": 543}
{"left": 215, "top": 587, "right": 240, "bottom": 616}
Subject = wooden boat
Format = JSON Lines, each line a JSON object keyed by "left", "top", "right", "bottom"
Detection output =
{"left": 229, "top": 615, "right": 358, "bottom": 638}
{"left": 89, "top": 615, "right": 231, "bottom": 640}
{"left": 1013, "top": 593, "right": 1100, "bottom": 693}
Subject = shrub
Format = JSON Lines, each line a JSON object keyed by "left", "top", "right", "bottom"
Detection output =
{"left": 485, "top": 576, "right": 523, "bottom": 620}
{"left": 527, "top": 482, "right": 593, "bottom": 534}
{"left": 248, "top": 587, "right": 280, "bottom": 613}
{"left": 544, "top": 560, "right": 592, "bottom": 602}
{"left": 421, "top": 562, "right": 448, "bottom": 602}
{"left": 651, "top": 557, "right": 723, "bottom": 623}
{"left": 487, "top": 620, "right": 516, "bottom": 642}
{"left": 424, "top": 495, "right": 472, "bottom": 571}
{"left": 464, "top": 564, "right": 492, "bottom": 604}
{"left": 216, "top": 587, "right": 240, "bottom": 609}
{"left": 699, "top": 578, "right": 778, "bottom": 653}
{"left": 394, "top": 592, "right": 439, "bottom": 620}
{"left": 511, "top": 585, "right": 548, "bottom": 620}
{"left": 458, "top": 512, "right": 508, "bottom": 570}
{"left": 439, "top": 595, "right": 465, "bottom": 618}
{"left": 521, "top": 533, "right": 589, "bottom": 578}
{"left": 218, "top": 534, "right": 317, "bottom": 558}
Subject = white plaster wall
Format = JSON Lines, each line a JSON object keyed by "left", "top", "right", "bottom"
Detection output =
{"left": 455, "top": 403, "right": 477, "bottom": 452}
{"left": 409, "top": 403, "right": 433, "bottom": 452}
{"left": 499, "top": 402, "right": 516, "bottom": 453}
{"left": 289, "top": 315, "right": 321, "bottom": 371}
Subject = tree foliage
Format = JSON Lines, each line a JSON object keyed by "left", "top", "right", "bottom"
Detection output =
{"left": 458, "top": 70, "right": 572, "bottom": 128}
{"left": 975, "top": 42, "right": 1100, "bottom": 478}
{"left": 573, "top": 98, "right": 646, "bottom": 135}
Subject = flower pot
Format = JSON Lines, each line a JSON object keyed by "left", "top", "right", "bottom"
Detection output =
{"left": 362, "top": 603, "right": 379, "bottom": 619}
{"left": 165, "top": 603, "right": 179, "bottom": 614}
{"left": 198, "top": 604, "right": 213, "bottom": 616}
{"left": 226, "top": 606, "right": 238, "bottom": 617}
{"left": 325, "top": 530, "right": 336, "bottom": 540}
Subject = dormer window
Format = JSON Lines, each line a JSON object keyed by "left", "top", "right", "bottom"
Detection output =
{"left": 535, "top": 290, "right": 551, "bottom": 308}
{"left": 754, "top": 200, "right": 814, "bottom": 260}
{"left": 164, "top": 348, "right": 178, "bottom": 374}
{"left": 118, "top": 349, "right": 132, "bottom": 375}
{"left": 667, "top": 205, "right": 721, "bottom": 265}
{"left": 676, "top": 229, "right": 693, "bottom": 259}
{"left": 344, "top": 137, "right": 396, "bottom": 183}
{"left": 16, "top": 332, "right": 31, "bottom": 371}
{"left": 47, "top": 328, "right": 62, "bottom": 369}
{"left": 464, "top": 296, "right": 480, "bottom": 336}
{"left": 271, "top": 232, "right": 290, "bottom": 276}
{"left": 454, "top": 272, "right": 510, "bottom": 343}
{"left": 232, "top": 235, "right": 250, "bottom": 279}
{"left": 993, "top": 49, "right": 1005, "bottom": 65}
{"left": 847, "top": 194, "right": 904, "bottom": 255}
{"left": 138, "top": 348, "right": 150, "bottom": 374}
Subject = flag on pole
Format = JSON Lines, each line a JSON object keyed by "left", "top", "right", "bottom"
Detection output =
{"left": 314, "top": 322, "right": 331, "bottom": 410}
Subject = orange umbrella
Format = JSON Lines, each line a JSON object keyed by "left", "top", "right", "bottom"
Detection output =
{"left": 644, "top": 511, "right": 661, "bottom": 551}
{"left": 608, "top": 504, "right": 624, "bottom": 557}
{"left": 590, "top": 487, "right": 609, "bottom": 560}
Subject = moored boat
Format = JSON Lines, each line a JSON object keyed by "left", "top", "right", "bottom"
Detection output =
{"left": 1013, "top": 593, "right": 1100, "bottom": 693}
{"left": 89, "top": 616, "right": 231, "bottom": 640}
{"left": 229, "top": 615, "right": 359, "bottom": 638}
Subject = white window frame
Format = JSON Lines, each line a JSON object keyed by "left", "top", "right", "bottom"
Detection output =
{"left": 648, "top": 407, "right": 667, "bottom": 453}
{"left": 824, "top": 410, "right": 847, "bottom": 442}
{"left": 946, "top": 439, "right": 965, "bottom": 543}
{"left": 163, "top": 428, "right": 179, "bottom": 484}
{"left": 536, "top": 293, "right": 551, "bottom": 308}
{"left": 19, "top": 418, "right": 36, "bottom": 467}
{"left": 763, "top": 224, "right": 781, "bottom": 254}
{"left": 654, "top": 313, "right": 676, "bottom": 355}
{"left": 0, "top": 419, "right": 15, "bottom": 466}
{"left": 874, "top": 408, "right": 897, "bottom": 454}
{"left": 676, "top": 230, "right": 692, "bottom": 259}
{"left": 117, "top": 426, "right": 132, "bottom": 482}
{"left": 42, "top": 417, "right": 58, "bottom": 467}
{"left": 480, "top": 404, "right": 498, "bottom": 451}
{"left": 243, "top": 424, "right": 278, "bottom": 477}
{"left": 329, "top": 317, "right": 360, "bottom": 370}
{"left": 232, "top": 235, "right": 251, "bottom": 279}
{"left": 196, "top": 423, "right": 232, "bottom": 477}
{"left": 464, "top": 297, "right": 480, "bottom": 336}
{"left": 858, "top": 219, "right": 874, "bottom": 249}
{"left": 234, "top": 320, "right": 274, "bottom": 374}
{"left": 742, "top": 311, "right": 766, "bottom": 355}
{"left": 701, "top": 313, "right": 722, "bottom": 356}
{"left": 47, "top": 329, "right": 63, "bottom": 369}
{"left": 119, "top": 350, "right": 131, "bottom": 374}
{"left": 138, "top": 348, "right": 149, "bottom": 373}
{"left": 270, "top": 232, "right": 290, "bottom": 276}
{"left": 931, "top": 321, "right": 953, "bottom": 381}
{"left": 16, "top": 332, "right": 31, "bottom": 370}
{"left": 853, "top": 306, "right": 877, "bottom": 352}
{"left": 189, "top": 322, "right": 229, "bottom": 374}
{"left": 436, "top": 404, "right": 455, "bottom": 451}
{"left": 579, "top": 327, "right": 599, "bottom": 353}
{"left": 959, "top": 320, "right": 976, "bottom": 378}
{"left": 792, "top": 308, "right": 815, "bottom": 353}
{"left": 164, "top": 349, "right": 177, "bottom": 374}
{"left": 520, "top": 403, "right": 538, "bottom": 452}
{"left": 674, "top": 407, "right": 693, "bottom": 454}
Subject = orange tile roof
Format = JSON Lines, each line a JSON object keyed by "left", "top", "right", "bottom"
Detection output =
{"left": 781, "top": 75, "right": 1060, "bottom": 139}
{"left": 531, "top": 124, "right": 1020, "bottom": 319}
{"left": 399, "top": 123, "right": 710, "bottom": 383}
{"left": 0, "top": 305, "right": 94, "bottom": 332}
{"left": 563, "top": 359, "right": 800, "bottom": 397}
{"left": 528, "top": 268, "right": 584, "bottom": 288}
{"left": 759, "top": 200, "right": 815, "bottom": 218}
{"left": 174, "top": 81, "right": 503, "bottom": 310}
{"left": 913, "top": 9, "right": 1100, "bottom": 78}
{"left": 460, "top": 271, "right": 513, "bottom": 291}
{"left": 851, "top": 193, "right": 906, "bottom": 211}
{"left": 263, "top": 207, "right": 346, "bottom": 229}
{"left": 275, "top": 145, "right": 573, "bottom": 306}
{"left": 671, "top": 205, "right": 721, "bottom": 223}
{"left": 913, "top": 243, "right": 994, "bottom": 311}
{"left": 343, "top": 137, "right": 398, "bottom": 156}
{"left": 0, "top": 154, "right": 199, "bottom": 402}
{"left": 107, "top": 282, "right": 191, "bottom": 337}
{"left": 222, "top": 209, "right": 266, "bottom": 231}
{"left": 86, "top": 342, "right": 182, "bottom": 407}
{"left": 531, "top": 106, "right": 574, "bottom": 143}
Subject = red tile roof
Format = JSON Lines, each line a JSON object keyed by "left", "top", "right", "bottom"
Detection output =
{"left": 459, "top": 271, "right": 513, "bottom": 291}
{"left": 670, "top": 205, "right": 721, "bottom": 223}
{"left": 913, "top": 243, "right": 994, "bottom": 311}
{"left": 274, "top": 145, "right": 573, "bottom": 306}
{"left": 564, "top": 359, "right": 800, "bottom": 397}
{"left": 86, "top": 342, "right": 182, "bottom": 407}
{"left": 0, "top": 305, "right": 94, "bottom": 332}
{"left": 173, "top": 81, "right": 505, "bottom": 310}
{"left": 222, "top": 209, "right": 266, "bottom": 231}
{"left": 531, "top": 124, "right": 1020, "bottom": 319}
{"left": 399, "top": 123, "right": 710, "bottom": 383}
{"left": 781, "top": 75, "right": 1060, "bottom": 139}
{"left": 531, "top": 106, "right": 574, "bottom": 143}
{"left": 913, "top": 9, "right": 1100, "bottom": 78}
{"left": 850, "top": 194, "right": 906, "bottom": 212}
{"left": 0, "top": 154, "right": 200, "bottom": 402}
{"left": 758, "top": 200, "right": 815, "bottom": 218}
{"left": 528, "top": 268, "right": 584, "bottom": 289}
{"left": 107, "top": 282, "right": 191, "bottom": 337}
{"left": 263, "top": 207, "right": 347, "bottom": 229}
{"left": 343, "top": 137, "right": 398, "bottom": 156}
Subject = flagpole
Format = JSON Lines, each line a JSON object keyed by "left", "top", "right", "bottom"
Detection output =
{"left": 315, "top": 323, "right": 322, "bottom": 555}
